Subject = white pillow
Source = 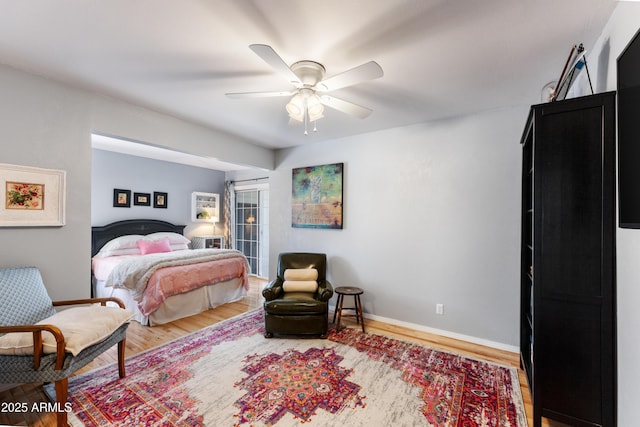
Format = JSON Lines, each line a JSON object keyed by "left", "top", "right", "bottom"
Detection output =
{"left": 284, "top": 268, "right": 318, "bottom": 281}
{"left": 147, "top": 232, "right": 190, "bottom": 246}
{"left": 283, "top": 280, "right": 318, "bottom": 293}
{"left": 0, "top": 305, "right": 134, "bottom": 356}
{"left": 97, "top": 234, "right": 148, "bottom": 257}
{"left": 97, "top": 247, "right": 141, "bottom": 257}
{"left": 170, "top": 243, "right": 190, "bottom": 251}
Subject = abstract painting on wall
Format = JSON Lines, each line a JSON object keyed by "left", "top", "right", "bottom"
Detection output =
{"left": 292, "top": 162, "right": 343, "bottom": 229}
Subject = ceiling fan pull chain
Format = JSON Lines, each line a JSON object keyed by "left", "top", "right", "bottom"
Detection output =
{"left": 304, "top": 112, "right": 309, "bottom": 135}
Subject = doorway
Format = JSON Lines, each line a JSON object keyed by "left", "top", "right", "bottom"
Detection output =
{"left": 234, "top": 184, "right": 269, "bottom": 278}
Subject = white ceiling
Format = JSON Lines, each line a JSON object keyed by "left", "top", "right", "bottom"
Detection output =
{"left": 0, "top": 0, "right": 618, "bottom": 153}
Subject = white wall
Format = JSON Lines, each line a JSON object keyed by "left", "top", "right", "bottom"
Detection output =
{"left": 0, "top": 63, "right": 273, "bottom": 300}
{"left": 230, "top": 105, "right": 527, "bottom": 349}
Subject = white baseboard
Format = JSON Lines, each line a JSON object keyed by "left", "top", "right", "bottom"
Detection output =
{"left": 330, "top": 305, "right": 519, "bottom": 354}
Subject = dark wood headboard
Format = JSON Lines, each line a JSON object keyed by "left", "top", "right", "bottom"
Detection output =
{"left": 91, "top": 219, "right": 186, "bottom": 257}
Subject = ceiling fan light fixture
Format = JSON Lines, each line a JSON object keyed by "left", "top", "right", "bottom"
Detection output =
{"left": 306, "top": 94, "right": 324, "bottom": 121}
{"left": 286, "top": 94, "right": 305, "bottom": 122}
{"left": 229, "top": 44, "right": 383, "bottom": 133}
{"left": 286, "top": 91, "right": 324, "bottom": 123}
{"left": 308, "top": 109, "right": 324, "bottom": 122}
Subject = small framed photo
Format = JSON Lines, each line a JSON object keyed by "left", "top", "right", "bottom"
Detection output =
{"left": 133, "top": 192, "right": 151, "bottom": 206}
{"left": 113, "top": 189, "right": 131, "bottom": 208}
{"left": 153, "top": 191, "right": 167, "bottom": 209}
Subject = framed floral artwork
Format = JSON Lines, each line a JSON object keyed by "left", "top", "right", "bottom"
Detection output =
{"left": 0, "top": 163, "right": 66, "bottom": 227}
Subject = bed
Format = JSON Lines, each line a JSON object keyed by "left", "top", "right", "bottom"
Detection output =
{"left": 91, "top": 219, "right": 249, "bottom": 326}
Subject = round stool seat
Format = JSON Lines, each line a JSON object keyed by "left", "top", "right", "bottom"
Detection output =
{"left": 334, "top": 286, "right": 364, "bottom": 295}
{"left": 333, "top": 286, "right": 365, "bottom": 332}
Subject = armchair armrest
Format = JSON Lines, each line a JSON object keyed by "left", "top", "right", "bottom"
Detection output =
{"left": 262, "top": 278, "right": 284, "bottom": 301}
{"left": 53, "top": 297, "right": 126, "bottom": 309}
{"left": 0, "top": 324, "right": 66, "bottom": 370}
{"left": 317, "top": 280, "right": 333, "bottom": 302}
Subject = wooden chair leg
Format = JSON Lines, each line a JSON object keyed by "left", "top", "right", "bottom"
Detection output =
{"left": 117, "top": 338, "right": 126, "bottom": 378}
{"left": 55, "top": 378, "right": 68, "bottom": 427}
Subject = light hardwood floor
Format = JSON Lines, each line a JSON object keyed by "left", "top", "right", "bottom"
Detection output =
{"left": 0, "top": 277, "right": 563, "bottom": 427}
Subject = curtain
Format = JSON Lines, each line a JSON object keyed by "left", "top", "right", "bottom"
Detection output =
{"left": 223, "top": 180, "right": 234, "bottom": 249}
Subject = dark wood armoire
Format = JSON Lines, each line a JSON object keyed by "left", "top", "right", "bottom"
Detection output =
{"left": 520, "top": 91, "right": 616, "bottom": 427}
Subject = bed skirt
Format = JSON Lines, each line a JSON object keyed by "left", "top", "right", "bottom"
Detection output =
{"left": 92, "top": 277, "right": 247, "bottom": 326}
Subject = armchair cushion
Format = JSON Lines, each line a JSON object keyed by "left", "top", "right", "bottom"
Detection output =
{"left": 264, "top": 295, "right": 327, "bottom": 314}
{"left": 283, "top": 280, "right": 318, "bottom": 293}
{"left": 284, "top": 268, "right": 318, "bottom": 281}
{"left": 0, "top": 305, "right": 133, "bottom": 356}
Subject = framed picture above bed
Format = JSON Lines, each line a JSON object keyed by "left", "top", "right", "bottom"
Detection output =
{"left": 154, "top": 192, "right": 168, "bottom": 208}
{"left": 113, "top": 189, "right": 131, "bottom": 208}
{"left": 134, "top": 192, "right": 151, "bottom": 206}
{"left": 0, "top": 163, "right": 66, "bottom": 227}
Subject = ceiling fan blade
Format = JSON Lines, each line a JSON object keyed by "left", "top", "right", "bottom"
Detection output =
{"left": 249, "top": 44, "right": 301, "bottom": 86}
{"left": 225, "top": 90, "right": 295, "bottom": 98}
{"left": 316, "top": 61, "right": 383, "bottom": 92}
{"left": 320, "top": 95, "right": 373, "bottom": 119}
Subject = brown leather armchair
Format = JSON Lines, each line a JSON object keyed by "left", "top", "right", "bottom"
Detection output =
{"left": 262, "top": 253, "right": 333, "bottom": 338}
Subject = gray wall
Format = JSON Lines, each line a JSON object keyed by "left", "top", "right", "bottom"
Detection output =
{"left": 229, "top": 104, "right": 527, "bottom": 350}
{"left": 0, "top": 65, "right": 94, "bottom": 300}
{"left": 0, "top": 62, "right": 273, "bottom": 300}
{"left": 91, "top": 149, "right": 225, "bottom": 238}
{"left": 585, "top": 4, "right": 640, "bottom": 426}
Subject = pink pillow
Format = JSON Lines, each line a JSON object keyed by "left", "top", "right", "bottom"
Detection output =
{"left": 137, "top": 237, "right": 172, "bottom": 255}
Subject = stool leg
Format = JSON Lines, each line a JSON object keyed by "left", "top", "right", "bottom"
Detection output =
{"left": 356, "top": 295, "right": 365, "bottom": 333}
{"left": 336, "top": 294, "right": 345, "bottom": 330}
{"left": 332, "top": 294, "right": 342, "bottom": 324}
{"left": 353, "top": 295, "right": 361, "bottom": 325}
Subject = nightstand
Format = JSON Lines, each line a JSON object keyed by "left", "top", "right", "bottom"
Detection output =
{"left": 191, "top": 235, "right": 224, "bottom": 249}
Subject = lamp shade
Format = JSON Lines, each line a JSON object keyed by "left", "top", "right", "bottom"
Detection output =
{"left": 286, "top": 94, "right": 305, "bottom": 122}
{"left": 286, "top": 90, "right": 325, "bottom": 123}
{"left": 306, "top": 94, "right": 324, "bottom": 121}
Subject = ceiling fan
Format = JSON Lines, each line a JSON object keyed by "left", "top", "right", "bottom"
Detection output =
{"left": 225, "top": 44, "right": 383, "bottom": 134}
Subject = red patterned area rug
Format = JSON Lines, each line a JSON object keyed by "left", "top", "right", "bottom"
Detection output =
{"left": 46, "top": 309, "right": 526, "bottom": 426}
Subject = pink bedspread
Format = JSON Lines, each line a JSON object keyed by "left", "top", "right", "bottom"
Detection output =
{"left": 139, "top": 256, "right": 248, "bottom": 315}
{"left": 93, "top": 254, "right": 249, "bottom": 315}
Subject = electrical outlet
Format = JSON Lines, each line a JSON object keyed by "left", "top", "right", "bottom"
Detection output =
{"left": 436, "top": 303, "right": 444, "bottom": 315}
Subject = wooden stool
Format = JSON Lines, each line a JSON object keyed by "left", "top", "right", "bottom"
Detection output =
{"left": 333, "top": 286, "right": 365, "bottom": 332}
